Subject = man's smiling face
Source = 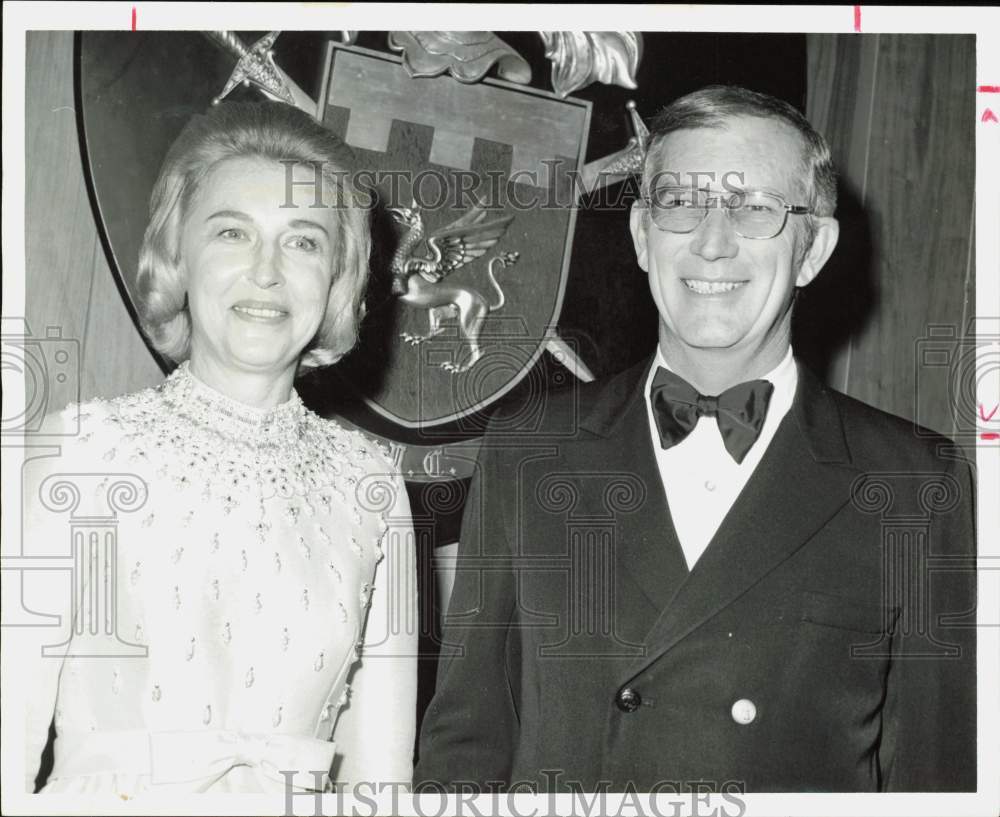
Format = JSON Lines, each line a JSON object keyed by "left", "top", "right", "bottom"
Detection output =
{"left": 630, "top": 115, "right": 837, "bottom": 370}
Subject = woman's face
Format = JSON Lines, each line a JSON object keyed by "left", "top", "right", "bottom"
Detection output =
{"left": 180, "top": 156, "right": 340, "bottom": 382}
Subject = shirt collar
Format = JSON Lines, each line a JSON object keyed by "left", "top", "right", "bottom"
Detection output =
{"left": 645, "top": 345, "right": 797, "bottom": 403}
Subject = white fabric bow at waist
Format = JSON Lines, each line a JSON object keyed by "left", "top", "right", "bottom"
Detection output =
{"left": 51, "top": 729, "right": 336, "bottom": 792}
{"left": 150, "top": 730, "right": 336, "bottom": 790}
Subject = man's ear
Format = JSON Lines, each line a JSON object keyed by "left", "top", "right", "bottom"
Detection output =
{"left": 795, "top": 216, "right": 839, "bottom": 287}
{"left": 629, "top": 200, "right": 650, "bottom": 272}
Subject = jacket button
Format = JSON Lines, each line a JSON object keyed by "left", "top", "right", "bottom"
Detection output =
{"left": 731, "top": 698, "right": 757, "bottom": 725}
{"left": 616, "top": 687, "right": 641, "bottom": 712}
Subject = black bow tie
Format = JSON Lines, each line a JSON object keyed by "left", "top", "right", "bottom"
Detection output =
{"left": 650, "top": 367, "right": 774, "bottom": 464}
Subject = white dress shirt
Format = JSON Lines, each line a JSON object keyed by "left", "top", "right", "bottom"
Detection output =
{"left": 644, "top": 347, "right": 798, "bottom": 570}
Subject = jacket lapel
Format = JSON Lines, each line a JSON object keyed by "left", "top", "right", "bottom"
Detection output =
{"left": 577, "top": 356, "right": 689, "bottom": 618}
{"left": 620, "top": 363, "right": 862, "bottom": 683}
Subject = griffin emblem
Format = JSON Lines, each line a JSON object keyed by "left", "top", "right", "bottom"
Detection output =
{"left": 389, "top": 198, "right": 520, "bottom": 373}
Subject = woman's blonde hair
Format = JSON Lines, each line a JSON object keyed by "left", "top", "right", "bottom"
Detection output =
{"left": 136, "top": 101, "right": 371, "bottom": 371}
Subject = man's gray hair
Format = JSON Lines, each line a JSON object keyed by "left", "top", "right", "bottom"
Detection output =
{"left": 642, "top": 85, "right": 838, "bottom": 223}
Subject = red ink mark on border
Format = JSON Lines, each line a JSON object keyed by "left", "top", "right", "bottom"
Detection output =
{"left": 131, "top": 7, "right": 136, "bottom": 31}
{"left": 983, "top": 109, "right": 999, "bottom": 124}
{"left": 853, "top": 5, "right": 862, "bottom": 32}
{"left": 981, "top": 433, "right": 1000, "bottom": 441}
{"left": 981, "top": 404, "right": 999, "bottom": 422}
{"left": 978, "top": 86, "right": 1000, "bottom": 93}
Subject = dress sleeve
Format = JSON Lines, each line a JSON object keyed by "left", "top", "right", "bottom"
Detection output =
{"left": 332, "top": 470, "right": 418, "bottom": 790}
{"left": 21, "top": 411, "right": 81, "bottom": 791}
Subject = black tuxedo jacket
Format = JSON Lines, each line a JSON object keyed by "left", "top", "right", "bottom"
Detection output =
{"left": 415, "top": 357, "right": 976, "bottom": 792}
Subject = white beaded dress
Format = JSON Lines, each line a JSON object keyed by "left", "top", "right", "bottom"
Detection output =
{"left": 24, "top": 362, "right": 417, "bottom": 796}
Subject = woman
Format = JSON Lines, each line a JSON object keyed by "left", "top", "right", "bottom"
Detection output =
{"left": 25, "top": 102, "right": 416, "bottom": 795}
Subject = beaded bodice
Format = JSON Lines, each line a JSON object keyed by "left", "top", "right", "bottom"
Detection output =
{"left": 100, "top": 362, "right": 379, "bottom": 510}
{"left": 36, "top": 363, "right": 412, "bottom": 792}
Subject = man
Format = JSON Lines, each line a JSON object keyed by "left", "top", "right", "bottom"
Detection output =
{"left": 414, "top": 86, "right": 976, "bottom": 793}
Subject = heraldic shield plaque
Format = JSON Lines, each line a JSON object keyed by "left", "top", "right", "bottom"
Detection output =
{"left": 318, "top": 43, "right": 589, "bottom": 429}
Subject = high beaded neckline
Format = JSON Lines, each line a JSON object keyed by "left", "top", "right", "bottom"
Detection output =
{"left": 161, "top": 361, "right": 308, "bottom": 447}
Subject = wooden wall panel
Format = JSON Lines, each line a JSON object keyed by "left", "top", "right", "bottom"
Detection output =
{"left": 25, "top": 31, "right": 96, "bottom": 359}
{"left": 853, "top": 35, "right": 975, "bottom": 435}
{"left": 25, "top": 31, "right": 161, "bottom": 408}
{"left": 805, "top": 34, "right": 975, "bottom": 446}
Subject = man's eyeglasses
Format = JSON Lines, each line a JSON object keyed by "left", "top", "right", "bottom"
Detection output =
{"left": 642, "top": 187, "right": 812, "bottom": 240}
